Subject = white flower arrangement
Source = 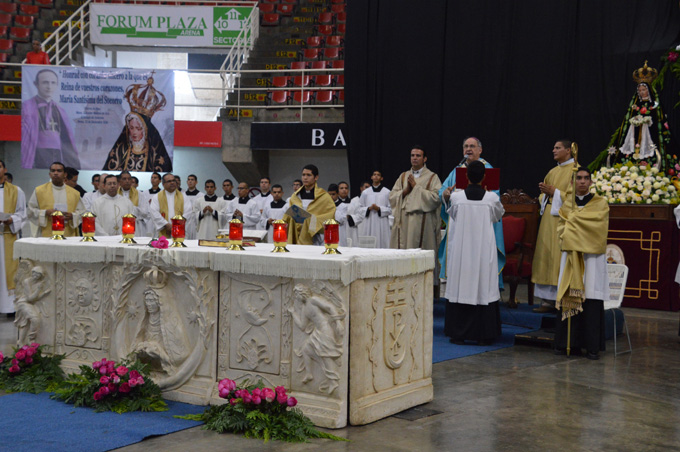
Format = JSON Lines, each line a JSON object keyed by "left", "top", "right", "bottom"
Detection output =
{"left": 629, "top": 114, "right": 653, "bottom": 127}
{"left": 591, "top": 163, "right": 679, "bottom": 205}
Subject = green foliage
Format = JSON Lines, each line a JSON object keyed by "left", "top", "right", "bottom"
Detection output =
{"left": 51, "top": 359, "right": 167, "bottom": 413}
{"left": 0, "top": 345, "right": 65, "bottom": 394}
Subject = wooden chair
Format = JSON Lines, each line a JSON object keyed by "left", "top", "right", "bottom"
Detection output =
{"left": 501, "top": 189, "right": 539, "bottom": 308}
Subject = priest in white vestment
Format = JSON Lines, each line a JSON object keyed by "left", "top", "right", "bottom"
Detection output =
{"left": 335, "top": 182, "right": 364, "bottom": 247}
{"left": 27, "top": 162, "right": 84, "bottom": 237}
{"left": 194, "top": 179, "right": 225, "bottom": 240}
{"left": 359, "top": 171, "right": 392, "bottom": 248}
{"left": 82, "top": 172, "right": 107, "bottom": 211}
{"left": 230, "top": 182, "right": 261, "bottom": 229}
{"left": 91, "top": 175, "right": 135, "bottom": 236}
{"left": 259, "top": 184, "right": 287, "bottom": 243}
{"left": 118, "top": 171, "right": 149, "bottom": 237}
{"left": 0, "top": 159, "right": 26, "bottom": 315}
{"left": 183, "top": 174, "right": 203, "bottom": 240}
{"left": 149, "top": 173, "right": 192, "bottom": 238}
{"left": 444, "top": 161, "right": 504, "bottom": 345}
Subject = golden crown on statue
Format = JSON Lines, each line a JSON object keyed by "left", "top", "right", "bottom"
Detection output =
{"left": 125, "top": 72, "right": 167, "bottom": 118}
{"left": 632, "top": 61, "right": 658, "bottom": 84}
{"left": 143, "top": 266, "right": 168, "bottom": 289}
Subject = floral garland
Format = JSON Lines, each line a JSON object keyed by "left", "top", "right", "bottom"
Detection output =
{"left": 0, "top": 344, "right": 65, "bottom": 393}
{"left": 178, "top": 378, "right": 348, "bottom": 443}
{"left": 591, "top": 162, "right": 679, "bottom": 204}
{"left": 654, "top": 45, "right": 680, "bottom": 108}
{"left": 52, "top": 358, "right": 168, "bottom": 414}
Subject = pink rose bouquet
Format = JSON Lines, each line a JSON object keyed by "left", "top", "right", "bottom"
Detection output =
{"left": 0, "top": 343, "right": 65, "bottom": 393}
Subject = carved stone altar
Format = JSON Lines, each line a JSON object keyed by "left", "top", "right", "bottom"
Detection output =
{"left": 14, "top": 237, "right": 434, "bottom": 428}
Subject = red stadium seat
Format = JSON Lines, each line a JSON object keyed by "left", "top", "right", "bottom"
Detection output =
{"left": 337, "top": 23, "right": 346, "bottom": 35}
{"left": 331, "top": 60, "right": 344, "bottom": 69}
{"left": 10, "top": 27, "right": 31, "bottom": 41}
{"left": 302, "top": 48, "right": 319, "bottom": 60}
{"left": 318, "top": 12, "right": 333, "bottom": 25}
{"left": 292, "top": 75, "right": 310, "bottom": 87}
{"left": 315, "top": 90, "right": 335, "bottom": 104}
{"left": 336, "top": 11, "right": 346, "bottom": 23}
{"left": 0, "top": 3, "right": 17, "bottom": 14}
{"left": 268, "top": 90, "right": 289, "bottom": 105}
{"left": 14, "top": 15, "right": 35, "bottom": 28}
{"left": 19, "top": 4, "right": 40, "bottom": 16}
{"left": 313, "top": 74, "right": 332, "bottom": 87}
{"left": 35, "top": 0, "right": 54, "bottom": 7}
{"left": 0, "top": 38, "right": 11, "bottom": 52}
{"left": 334, "top": 74, "right": 344, "bottom": 87}
{"left": 291, "top": 90, "right": 311, "bottom": 104}
{"left": 258, "top": 3, "right": 275, "bottom": 13}
{"left": 325, "top": 35, "right": 343, "bottom": 47}
{"left": 323, "top": 47, "right": 342, "bottom": 60}
{"left": 0, "top": 26, "right": 7, "bottom": 38}
{"left": 337, "top": 89, "right": 344, "bottom": 103}
{"left": 290, "top": 61, "right": 306, "bottom": 70}
{"left": 261, "top": 13, "right": 280, "bottom": 26}
{"left": 277, "top": 4, "right": 293, "bottom": 16}
{"left": 331, "top": 4, "right": 345, "bottom": 13}
{"left": 304, "top": 36, "right": 322, "bottom": 48}
{"left": 316, "top": 24, "right": 333, "bottom": 36}
{"left": 0, "top": 13, "right": 10, "bottom": 26}
{"left": 0, "top": 52, "right": 8, "bottom": 67}
{"left": 270, "top": 75, "right": 290, "bottom": 88}
{"left": 310, "top": 60, "right": 327, "bottom": 69}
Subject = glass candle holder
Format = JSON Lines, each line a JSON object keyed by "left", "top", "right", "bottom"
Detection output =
{"left": 80, "top": 212, "right": 96, "bottom": 242}
{"left": 121, "top": 213, "right": 137, "bottom": 244}
{"left": 228, "top": 218, "right": 245, "bottom": 251}
{"left": 322, "top": 218, "right": 341, "bottom": 254}
{"left": 51, "top": 211, "right": 66, "bottom": 240}
{"left": 170, "top": 214, "right": 187, "bottom": 247}
{"left": 271, "top": 219, "right": 289, "bottom": 253}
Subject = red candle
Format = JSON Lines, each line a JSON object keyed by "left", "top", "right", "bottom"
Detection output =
{"left": 229, "top": 221, "right": 243, "bottom": 241}
{"left": 52, "top": 213, "right": 65, "bottom": 232}
{"left": 171, "top": 217, "right": 186, "bottom": 239}
{"left": 273, "top": 222, "right": 287, "bottom": 243}
{"left": 81, "top": 215, "right": 95, "bottom": 234}
{"left": 122, "top": 216, "right": 135, "bottom": 235}
{"left": 324, "top": 223, "right": 339, "bottom": 245}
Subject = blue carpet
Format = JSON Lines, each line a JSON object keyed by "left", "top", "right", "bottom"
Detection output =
{"left": 433, "top": 299, "right": 536, "bottom": 363}
{"left": 500, "top": 302, "right": 554, "bottom": 329}
{"left": 0, "top": 392, "right": 205, "bottom": 452}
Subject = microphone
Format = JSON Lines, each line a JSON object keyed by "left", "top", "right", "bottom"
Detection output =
{"left": 458, "top": 156, "right": 468, "bottom": 167}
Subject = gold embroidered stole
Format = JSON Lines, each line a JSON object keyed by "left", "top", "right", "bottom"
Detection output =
{"left": 118, "top": 186, "right": 139, "bottom": 206}
{"left": 35, "top": 182, "right": 80, "bottom": 237}
{"left": 157, "top": 190, "right": 184, "bottom": 238}
{"left": 3, "top": 182, "right": 18, "bottom": 289}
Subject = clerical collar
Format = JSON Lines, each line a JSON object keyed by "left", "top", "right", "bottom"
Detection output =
{"left": 371, "top": 184, "right": 383, "bottom": 192}
{"left": 300, "top": 187, "right": 315, "bottom": 200}
{"left": 223, "top": 194, "right": 235, "bottom": 200}
{"left": 334, "top": 199, "right": 341, "bottom": 206}
{"left": 271, "top": 199, "right": 286, "bottom": 208}
{"left": 204, "top": 194, "right": 217, "bottom": 202}
{"left": 0, "top": 184, "right": 4, "bottom": 189}
{"left": 559, "top": 158, "right": 575, "bottom": 167}
{"left": 105, "top": 194, "right": 118, "bottom": 200}
{"left": 52, "top": 183, "right": 65, "bottom": 190}
{"left": 338, "top": 197, "right": 350, "bottom": 204}
{"left": 185, "top": 189, "right": 200, "bottom": 196}
{"left": 238, "top": 196, "right": 249, "bottom": 204}
{"left": 261, "top": 191, "right": 270, "bottom": 197}
{"left": 148, "top": 187, "right": 161, "bottom": 194}
{"left": 575, "top": 193, "right": 593, "bottom": 206}
{"left": 411, "top": 168, "right": 422, "bottom": 177}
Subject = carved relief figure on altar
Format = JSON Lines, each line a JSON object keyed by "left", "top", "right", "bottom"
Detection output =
{"left": 14, "top": 265, "right": 51, "bottom": 346}
{"left": 66, "top": 274, "right": 101, "bottom": 348}
{"left": 595, "top": 61, "right": 676, "bottom": 173}
{"left": 289, "top": 284, "right": 345, "bottom": 395}
{"left": 235, "top": 289, "right": 274, "bottom": 370}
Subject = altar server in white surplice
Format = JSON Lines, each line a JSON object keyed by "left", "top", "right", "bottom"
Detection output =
{"left": 184, "top": 174, "right": 203, "bottom": 240}
{"left": 259, "top": 184, "right": 287, "bottom": 243}
{"left": 82, "top": 172, "right": 107, "bottom": 211}
{"left": 0, "top": 160, "right": 26, "bottom": 315}
{"left": 359, "top": 171, "right": 392, "bottom": 248}
{"left": 194, "top": 179, "right": 225, "bottom": 240}
{"left": 444, "top": 161, "right": 504, "bottom": 345}
{"left": 118, "top": 171, "right": 148, "bottom": 237}
{"left": 91, "top": 175, "right": 135, "bottom": 236}
{"left": 149, "top": 173, "right": 192, "bottom": 238}
{"left": 334, "top": 181, "right": 364, "bottom": 247}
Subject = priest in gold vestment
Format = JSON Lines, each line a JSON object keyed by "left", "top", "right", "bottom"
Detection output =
{"left": 531, "top": 140, "right": 577, "bottom": 312}
{"left": 0, "top": 159, "right": 26, "bottom": 315}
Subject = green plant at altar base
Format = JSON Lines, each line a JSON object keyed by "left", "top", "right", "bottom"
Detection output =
{"left": 0, "top": 344, "right": 65, "bottom": 393}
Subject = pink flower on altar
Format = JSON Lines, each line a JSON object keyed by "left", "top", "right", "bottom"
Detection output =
{"left": 276, "top": 393, "right": 288, "bottom": 405}
{"left": 107, "top": 383, "right": 117, "bottom": 392}
{"left": 9, "top": 365, "right": 20, "bottom": 373}
{"left": 24, "top": 357, "right": 33, "bottom": 365}
{"left": 136, "top": 376, "right": 144, "bottom": 386}
{"left": 92, "top": 361, "right": 102, "bottom": 369}
{"left": 242, "top": 394, "right": 252, "bottom": 404}
{"left": 100, "top": 376, "right": 110, "bottom": 385}
{"left": 100, "top": 386, "right": 110, "bottom": 395}
{"left": 112, "top": 375, "right": 120, "bottom": 384}
{"left": 287, "top": 397, "right": 297, "bottom": 407}
{"left": 15, "top": 350, "right": 26, "bottom": 360}
{"left": 219, "top": 387, "right": 230, "bottom": 398}
{"left": 119, "top": 382, "right": 131, "bottom": 393}
{"left": 93, "top": 391, "right": 103, "bottom": 401}
{"left": 262, "top": 388, "right": 275, "bottom": 403}
{"left": 25, "top": 347, "right": 35, "bottom": 357}
{"left": 128, "top": 378, "right": 138, "bottom": 388}
{"left": 669, "top": 52, "right": 679, "bottom": 62}
{"left": 251, "top": 396, "right": 262, "bottom": 405}
{"left": 11, "top": 358, "right": 18, "bottom": 365}
{"left": 99, "top": 366, "right": 109, "bottom": 375}
{"left": 0, "top": 352, "right": 4, "bottom": 363}
{"left": 218, "top": 378, "right": 236, "bottom": 392}
{"left": 275, "top": 386, "right": 286, "bottom": 396}
{"left": 116, "top": 366, "right": 128, "bottom": 377}
{"left": 229, "top": 398, "right": 238, "bottom": 406}
{"left": 235, "top": 389, "right": 248, "bottom": 399}
{"left": 31, "top": 343, "right": 40, "bottom": 348}
{"left": 151, "top": 236, "right": 170, "bottom": 249}
{"left": 252, "top": 388, "right": 262, "bottom": 398}
{"left": 129, "top": 370, "right": 141, "bottom": 380}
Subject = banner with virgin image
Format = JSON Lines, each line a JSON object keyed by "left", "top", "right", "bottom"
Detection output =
{"left": 21, "top": 67, "right": 175, "bottom": 171}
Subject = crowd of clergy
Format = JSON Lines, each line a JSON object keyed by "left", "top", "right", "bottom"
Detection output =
{"left": 0, "top": 137, "right": 617, "bottom": 359}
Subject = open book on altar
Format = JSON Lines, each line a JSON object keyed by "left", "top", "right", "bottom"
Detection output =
{"left": 285, "top": 204, "right": 311, "bottom": 224}
{"left": 455, "top": 167, "right": 500, "bottom": 191}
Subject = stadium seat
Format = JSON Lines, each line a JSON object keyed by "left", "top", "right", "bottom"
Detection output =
{"left": 315, "top": 90, "right": 335, "bottom": 104}
{"left": 291, "top": 90, "right": 311, "bottom": 104}
{"left": 302, "top": 48, "right": 319, "bottom": 60}
{"left": 290, "top": 61, "right": 306, "bottom": 70}
{"left": 323, "top": 47, "right": 342, "bottom": 60}
{"left": 325, "top": 35, "right": 343, "bottom": 47}
{"left": 310, "top": 60, "right": 327, "bottom": 69}
{"left": 334, "top": 74, "right": 344, "bottom": 87}
{"left": 270, "top": 75, "right": 290, "bottom": 88}
{"left": 304, "top": 35, "right": 322, "bottom": 48}
{"left": 0, "top": 3, "right": 17, "bottom": 14}
{"left": 331, "top": 4, "right": 345, "bottom": 13}
{"left": 268, "top": 90, "right": 289, "bottom": 105}
{"left": 10, "top": 27, "right": 31, "bottom": 41}
{"left": 277, "top": 4, "right": 293, "bottom": 16}
{"left": 14, "top": 15, "right": 35, "bottom": 28}
{"left": 331, "top": 60, "right": 344, "bottom": 69}
{"left": 19, "top": 4, "right": 40, "bottom": 16}
{"left": 0, "top": 52, "right": 7, "bottom": 67}
{"left": 316, "top": 24, "right": 333, "bottom": 36}
{"left": 258, "top": 3, "right": 275, "bottom": 13}
{"left": 318, "top": 12, "right": 333, "bottom": 25}
{"left": 15, "top": 0, "right": 33, "bottom": 5}
{"left": 292, "top": 74, "right": 310, "bottom": 87}
{"left": 338, "top": 89, "right": 344, "bottom": 103}
{"left": 336, "top": 11, "right": 346, "bottom": 23}
{"left": 261, "top": 13, "right": 280, "bottom": 26}
{"left": 0, "top": 38, "right": 13, "bottom": 52}
{"left": 0, "top": 13, "right": 10, "bottom": 26}
{"left": 0, "top": 26, "right": 6, "bottom": 38}
{"left": 313, "top": 74, "right": 332, "bottom": 87}
{"left": 35, "top": 0, "right": 54, "bottom": 7}
{"left": 337, "top": 23, "right": 346, "bottom": 35}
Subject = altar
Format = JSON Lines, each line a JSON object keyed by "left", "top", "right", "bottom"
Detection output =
{"left": 13, "top": 237, "right": 434, "bottom": 428}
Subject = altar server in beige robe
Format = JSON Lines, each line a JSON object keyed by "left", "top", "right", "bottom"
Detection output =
{"left": 389, "top": 146, "right": 442, "bottom": 274}
{"left": 27, "top": 161, "right": 84, "bottom": 237}
{"left": 118, "top": 171, "right": 148, "bottom": 237}
{"left": 531, "top": 140, "right": 577, "bottom": 312}
{"left": 92, "top": 175, "right": 135, "bottom": 236}
{"left": 0, "top": 160, "right": 26, "bottom": 315}
{"left": 149, "top": 173, "right": 191, "bottom": 238}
